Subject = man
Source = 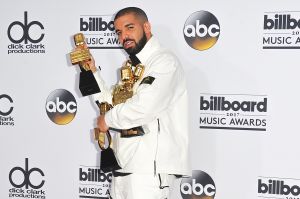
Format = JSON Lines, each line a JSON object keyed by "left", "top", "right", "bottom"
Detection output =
{"left": 91, "top": 7, "right": 190, "bottom": 199}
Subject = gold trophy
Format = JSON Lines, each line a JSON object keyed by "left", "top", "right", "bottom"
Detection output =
{"left": 112, "top": 60, "right": 144, "bottom": 105}
{"left": 70, "top": 33, "right": 100, "bottom": 96}
{"left": 94, "top": 101, "right": 121, "bottom": 173}
{"left": 93, "top": 58, "right": 145, "bottom": 171}
{"left": 113, "top": 61, "right": 146, "bottom": 137}
{"left": 94, "top": 60, "right": 145, "bottom": 144}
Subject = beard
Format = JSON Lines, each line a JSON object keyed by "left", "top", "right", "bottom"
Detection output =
{"left": 123, "top": 32, "right": 147, "bottom": 55}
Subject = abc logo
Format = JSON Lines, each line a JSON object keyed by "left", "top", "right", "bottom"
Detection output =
{"left": 9, "top": 158, "right": 45, "bottom": 189}
{"left": 45, "top": 89, "right": 77, "bottom": 125}
{"left": 180, "top": 170, "right": 216, "bottom": 199}
{"left": 183, "top": 11, "right": 220, "bottom": 51}
{"left": 0, "top": 94, "right": 13, "bottom": 116}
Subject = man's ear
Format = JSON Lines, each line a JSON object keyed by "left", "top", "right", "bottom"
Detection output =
{"left": 143, "top": 21, "right": 152, "bottom": 36}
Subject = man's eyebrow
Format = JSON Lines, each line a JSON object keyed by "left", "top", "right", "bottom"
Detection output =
{"left": 115, "top": 23, "right": 135, "bottom": 32}
{"left": 125, "top": 23, "right": 135, "bottom": 28}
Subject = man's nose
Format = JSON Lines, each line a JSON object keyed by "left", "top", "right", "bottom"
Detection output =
{"left": 120, "top": 32, "right": 129, "bottom": 44}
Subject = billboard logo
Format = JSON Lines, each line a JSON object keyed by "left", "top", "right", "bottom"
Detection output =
{"left": 200, "top": 96, "right": 267, "bottom": 112}
{"left": 183, "top": 11, "right": 220, "bottom": 51}
{"left": 181, "top": 170, "right": 216, "bottom": 199}
{"left": 199, "top": 94, "right": 268, "bottom": 131}
{"left": 45, "top": 89, "right": 77, "bottom": 125}
{"left": 79, "top": 15, "right": 121, "bottom": 49}
{"left": 79, "top": 166, "right": 112, "bottom": 198}
{"left": 263, "top": 11, "right": 300, "bottom": 49}
{"left": 80, "top": 17, "right": 114, "bottom": 31}
{"left": 258, "top": 177, "right": 300, "bottom": 197}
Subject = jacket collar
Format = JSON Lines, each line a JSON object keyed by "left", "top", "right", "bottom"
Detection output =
{"left": 136, "top": 36, "right": 160, "bottom": 65}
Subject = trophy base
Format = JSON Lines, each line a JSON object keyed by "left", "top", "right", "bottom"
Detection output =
{"left": 100, "top": 147, "right": 121, "bottom": 173}
{"left": 79, "top": 70, "right": 101, "bottom": 96}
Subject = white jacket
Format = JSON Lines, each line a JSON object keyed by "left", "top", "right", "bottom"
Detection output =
{"left": 93, "top": 37, "right": 191, "bottom": 176}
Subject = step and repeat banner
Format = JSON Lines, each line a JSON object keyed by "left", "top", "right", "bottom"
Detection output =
{"left": 1, "top": 0, "right": 300, "bottom": 198}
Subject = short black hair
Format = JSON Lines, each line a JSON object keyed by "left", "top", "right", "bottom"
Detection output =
{"left": 114, "top": 7, "right": 148, "bottom": 22}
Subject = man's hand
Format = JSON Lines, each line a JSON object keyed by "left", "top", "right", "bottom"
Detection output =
{"left": 97, "top": 115, "right": 109, "bottom": 132}
{"left": 85, "top": 56, "right": 97, "bottom": 73}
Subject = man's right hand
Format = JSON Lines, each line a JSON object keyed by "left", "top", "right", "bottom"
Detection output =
{"left": 85, "top": 55, "right": 97, "bottom": 73}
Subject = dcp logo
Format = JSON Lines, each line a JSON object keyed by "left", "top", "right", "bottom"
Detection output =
{"left": 183, "top": 11, "right": 220, "bottom": 51}
{"left": 180, "top": 170, "right": 216, "bottom": 199}
{"left": 0, "top": 94, "right": 13, "bottom": 116}
{"left": 9, "top": 158, "right": 45, "bottom": 189}
{"left": 45, "top": 89, "right": 77, "bottom": 125}
{"left": 7, "top": 11, "right": 45, "bottom": 44}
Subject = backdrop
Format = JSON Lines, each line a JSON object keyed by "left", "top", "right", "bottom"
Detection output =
{"left": 1, "top": 0, "right": 300, "bottom": 199}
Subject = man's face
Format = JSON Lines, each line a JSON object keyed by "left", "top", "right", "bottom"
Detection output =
{"left": 114, "top": 13, "right": 150, "bottom": 55}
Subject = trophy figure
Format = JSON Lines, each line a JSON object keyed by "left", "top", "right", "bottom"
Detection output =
{"left": 70, "top": 33, "right": 100, "bottom": 96}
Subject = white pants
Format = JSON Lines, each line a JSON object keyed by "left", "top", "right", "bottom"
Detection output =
{"left": 110, "top": 173, "right": 176, "bottom": 199}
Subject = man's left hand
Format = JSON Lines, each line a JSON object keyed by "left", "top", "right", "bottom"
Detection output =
{"left": 97, "top": 115, "right": 109, "bottom": 132}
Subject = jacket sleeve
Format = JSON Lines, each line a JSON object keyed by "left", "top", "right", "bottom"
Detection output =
{"left": 92, "top": 70, "right": 113, "bottom": 104}
{"left": 105, "top": 53, "right": 182, "bottom": 129}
